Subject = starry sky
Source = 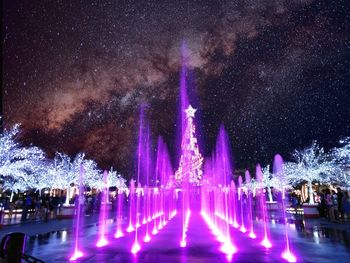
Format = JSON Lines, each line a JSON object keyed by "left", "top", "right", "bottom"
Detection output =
{"left": 3, "top": 0, "right": 350, "bottom": 178}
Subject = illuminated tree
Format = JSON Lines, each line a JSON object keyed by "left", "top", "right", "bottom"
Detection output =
{"left": 331, "top": 137, "right": 350, "bottom": 188}
{"left": 284, "top": 141, "right": 338, "bottom": 204}
{"left": 89, "top": 167, "right": 126, "bottom": 190}
{"left": 0, "top": 124, "right": 46, "bottom": 197}
{"left": 175, "top": 105, "right": 203, "bottom": 186}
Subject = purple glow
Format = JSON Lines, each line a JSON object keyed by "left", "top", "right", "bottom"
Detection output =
{"left": 114, "top": 230, "right": 124, "bottom": 239}
{"left": 180, "top": 239, "right": 187, "bottom": 247}
{"left": 96, "top": 170, "right": 109, "bottom": 248}
{"left": 261, "top": 237, "right": 272, "bottom": 249}
{"left": 143, "top": 234, "right": 151, "bottom": 243}
{"left": 248, "top": 232, "right": 256, "bottom": 239}
{"left": 69, "top": 250, "right": 84, "bottom": 261}
{"left": 152, "top": 227, "right": 158, "bottom": 235}
{"left": 220, "top": 240, "right": 237, "bottom": 255}
{"left": 96, "top": 237, "right": 108, "bottom": 248}
{"left": 274, "top": 154, "right": 297, "bottom": 263}
{"left": 70, "top": 165, "right": 85, "bottom": 261}
{"left": 114, "top": 190, "right": 124, "bottom": 239}
{"left": 126, "top": 224, "right": 135, "bottom": 233}
{"left": 257, "top": 164, "right": 272, "bottom": 249}
{"left": 282, "top": 250, "right": 297, "bottom": 262}
{"left": 131, "top": 242, "right": 141, "bottom": 254}
{"left": 239, "top": 225, "right": 247, "bottom": 233}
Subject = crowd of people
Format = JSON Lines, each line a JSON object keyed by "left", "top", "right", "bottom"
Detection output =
{"left": 0, "top": 191, "right": 118, "bottom": 224}
{"left": 0, "top": 193, "right": 66, "bottom": 223}
{"left": 317, "top": 187, "right": 350, "bottom": 222}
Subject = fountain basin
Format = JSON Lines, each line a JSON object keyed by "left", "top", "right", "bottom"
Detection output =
{"left": 302, "top": 204, "right": 319, "bottom": 218}
{"left": 57, "top": 205, "right": 75, "bottom": 219}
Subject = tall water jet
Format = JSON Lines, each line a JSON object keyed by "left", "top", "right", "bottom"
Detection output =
{"left": 114, "top": 189, "right": 124, "bottom": 238}
{"left": 216, "top": 125, "right": 236, "bottom": 256}
{"left": 257, "top": 164, "right": 272, "bottom": 249}
{"left": 274, "top": 154, "right": 297, "bottom": 262}
{"left": 152, "top": 137, "right": 163, "bottom": 235}
{"left": 238, "top": 176, "right": 247, "bottom": 233}
{"left": 127, "top": 180, "right": 135, "bottom": 233}
{"left": 96, "top": 170, "right": 109, "bottom": 247}
{"left": 131, "top": 184, "right": 141, "bottom": 254}
{"left": 245, "top": 171, "right": 256, "bottom": 239}
{"left": 69, "top": 165, "right": 85, "bottom": 261}
{"left": 230, "top": 181, "right": 239, "bottom": 228}
{"left": 143, "top": 125, "right": 151, "bottom": 243}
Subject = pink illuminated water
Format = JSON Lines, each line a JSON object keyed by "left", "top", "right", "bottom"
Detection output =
{"left": 96, "top": 170, "right": 109, "bottom": 248}
{"left": 245, "top": 171, "right": 256, "bottom": 239}
{"left": 238, "top": 176, "right": 247, "bottom": 233}
{"left": 274, "top": 154, "right": 297, "bottom": 262}
{"left": 114, "top": 190, "right": 124, "bottom": 238}
{"left": 257, "top": 164, "right": 272, "bottom": 249}
{"left": 69, "top": 165, "right": 85, "bottom": 261}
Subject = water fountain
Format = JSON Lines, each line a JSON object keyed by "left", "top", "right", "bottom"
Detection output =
{"left": 114, "top": 188, "right": 124, "bottom": 238}
{"left": 238, "top": 176, "right": 247, "bottom": 233}
{"left": 96, "top": 170, "right": 109, "bottom": 247}
{"left": 257, "top": 164, "right": 272, "bottom": 249}
{"left": 274, "top": 154, "right": 297, "bottom": 262}
{"left": 245, "top": 171, "right": 256, "bottom": 239}
{"left": 126, "top": 180, "right": 135, "bottom": 233}
{"left": 69, "top": 165, "right": 85, "bottom": 261}
{"left": 65, "top": 44, "right": 304, "bottom": 263}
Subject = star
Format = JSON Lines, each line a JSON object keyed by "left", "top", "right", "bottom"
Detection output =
{"left": 185, "top": 105, "right": 197, "bottom": 118}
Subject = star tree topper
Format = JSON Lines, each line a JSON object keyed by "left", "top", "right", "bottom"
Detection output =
{"left": 185, "top": 105, "right": 197, "bottom": 118}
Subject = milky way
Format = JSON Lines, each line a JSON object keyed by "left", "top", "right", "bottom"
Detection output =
{"left": 3, "top": 0, "right": 350, "bottom": 178}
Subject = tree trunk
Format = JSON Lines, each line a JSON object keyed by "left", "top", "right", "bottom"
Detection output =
{"left": 10, "top": 190, "right": 14, "bottom": 202}
{"left": 268, "top": 187, "right": 273, "bottom": 202}
{"left": 65, "top": 187, "right": 70, "bottom": 206}
{"left": 308, "top": 181, "right": 314, "bottom": 204}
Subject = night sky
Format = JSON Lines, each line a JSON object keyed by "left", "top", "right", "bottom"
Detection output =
{"left": 3, "top": 0, "right": 350, "bottom": 178}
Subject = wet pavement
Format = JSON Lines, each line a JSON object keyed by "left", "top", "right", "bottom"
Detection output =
{"left": 1, "top": 212, "right": 348, "bottom": 262}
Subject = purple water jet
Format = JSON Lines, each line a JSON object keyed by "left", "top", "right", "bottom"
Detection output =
{"left": 245, "top": 171, "right": 256, "bottom": 239}
{"left": 96, "top": 170, "right": 109, "bottom": 248}
{"left": 114, "top": 189, "right": 124, "bottom": 238}
{"left": 274, "top": 154, "right": 297, "bottom": 262}
{"left": 69, "top": 165, "right": 85, "bottom": 261}
{"left": 257, "top": 164, "right": 272, "bottom": 249}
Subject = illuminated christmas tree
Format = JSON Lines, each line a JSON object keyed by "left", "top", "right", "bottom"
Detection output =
{"left": 175, "top": 105, "right": 203, "bottom": 186}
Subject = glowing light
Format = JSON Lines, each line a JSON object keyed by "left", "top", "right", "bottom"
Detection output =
{"left": 261, "top": 237, "right": 272, "bottom": 249}
{"left": 131, "top": 242, "right": 141, "bottom": 254}
{"left": 69, "top": 250, "right": 83, "bottom": 261}
{"left": 143, "top": 234, "right": 151, "bottom": 243}
{"left": 114, "top": 230, "right": 124, "bottom": 239}
{"left": 96, "top": 237, "right": 108, "bottom": 248}
{"left": 282, "top": 251, "right": 297, "bottom": 262}
{"left": 175, "top": 105, "right": 203, "bottom": 185}
{"left": 152, "top": 227, "right": 158, "bottom": 235}
{"left": 239, "top": 225, "right": 247, "bottom": 233}
{"left": 126, "top": 225, "right": 135, "bottom": 233}
{"left": 248, "top": 232, "right": 256, "bottom": 239}
{"left": 142, "top": 218, "right": 147, "bottom": 224}
{"left": 232, "top": 221, "right": 239, "bottom": 229}
{"left": 180, "top": 239, "right": 187, "bottom": 247}
{"left": 220, "top": 240, "right": 237, "bottom": 255}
